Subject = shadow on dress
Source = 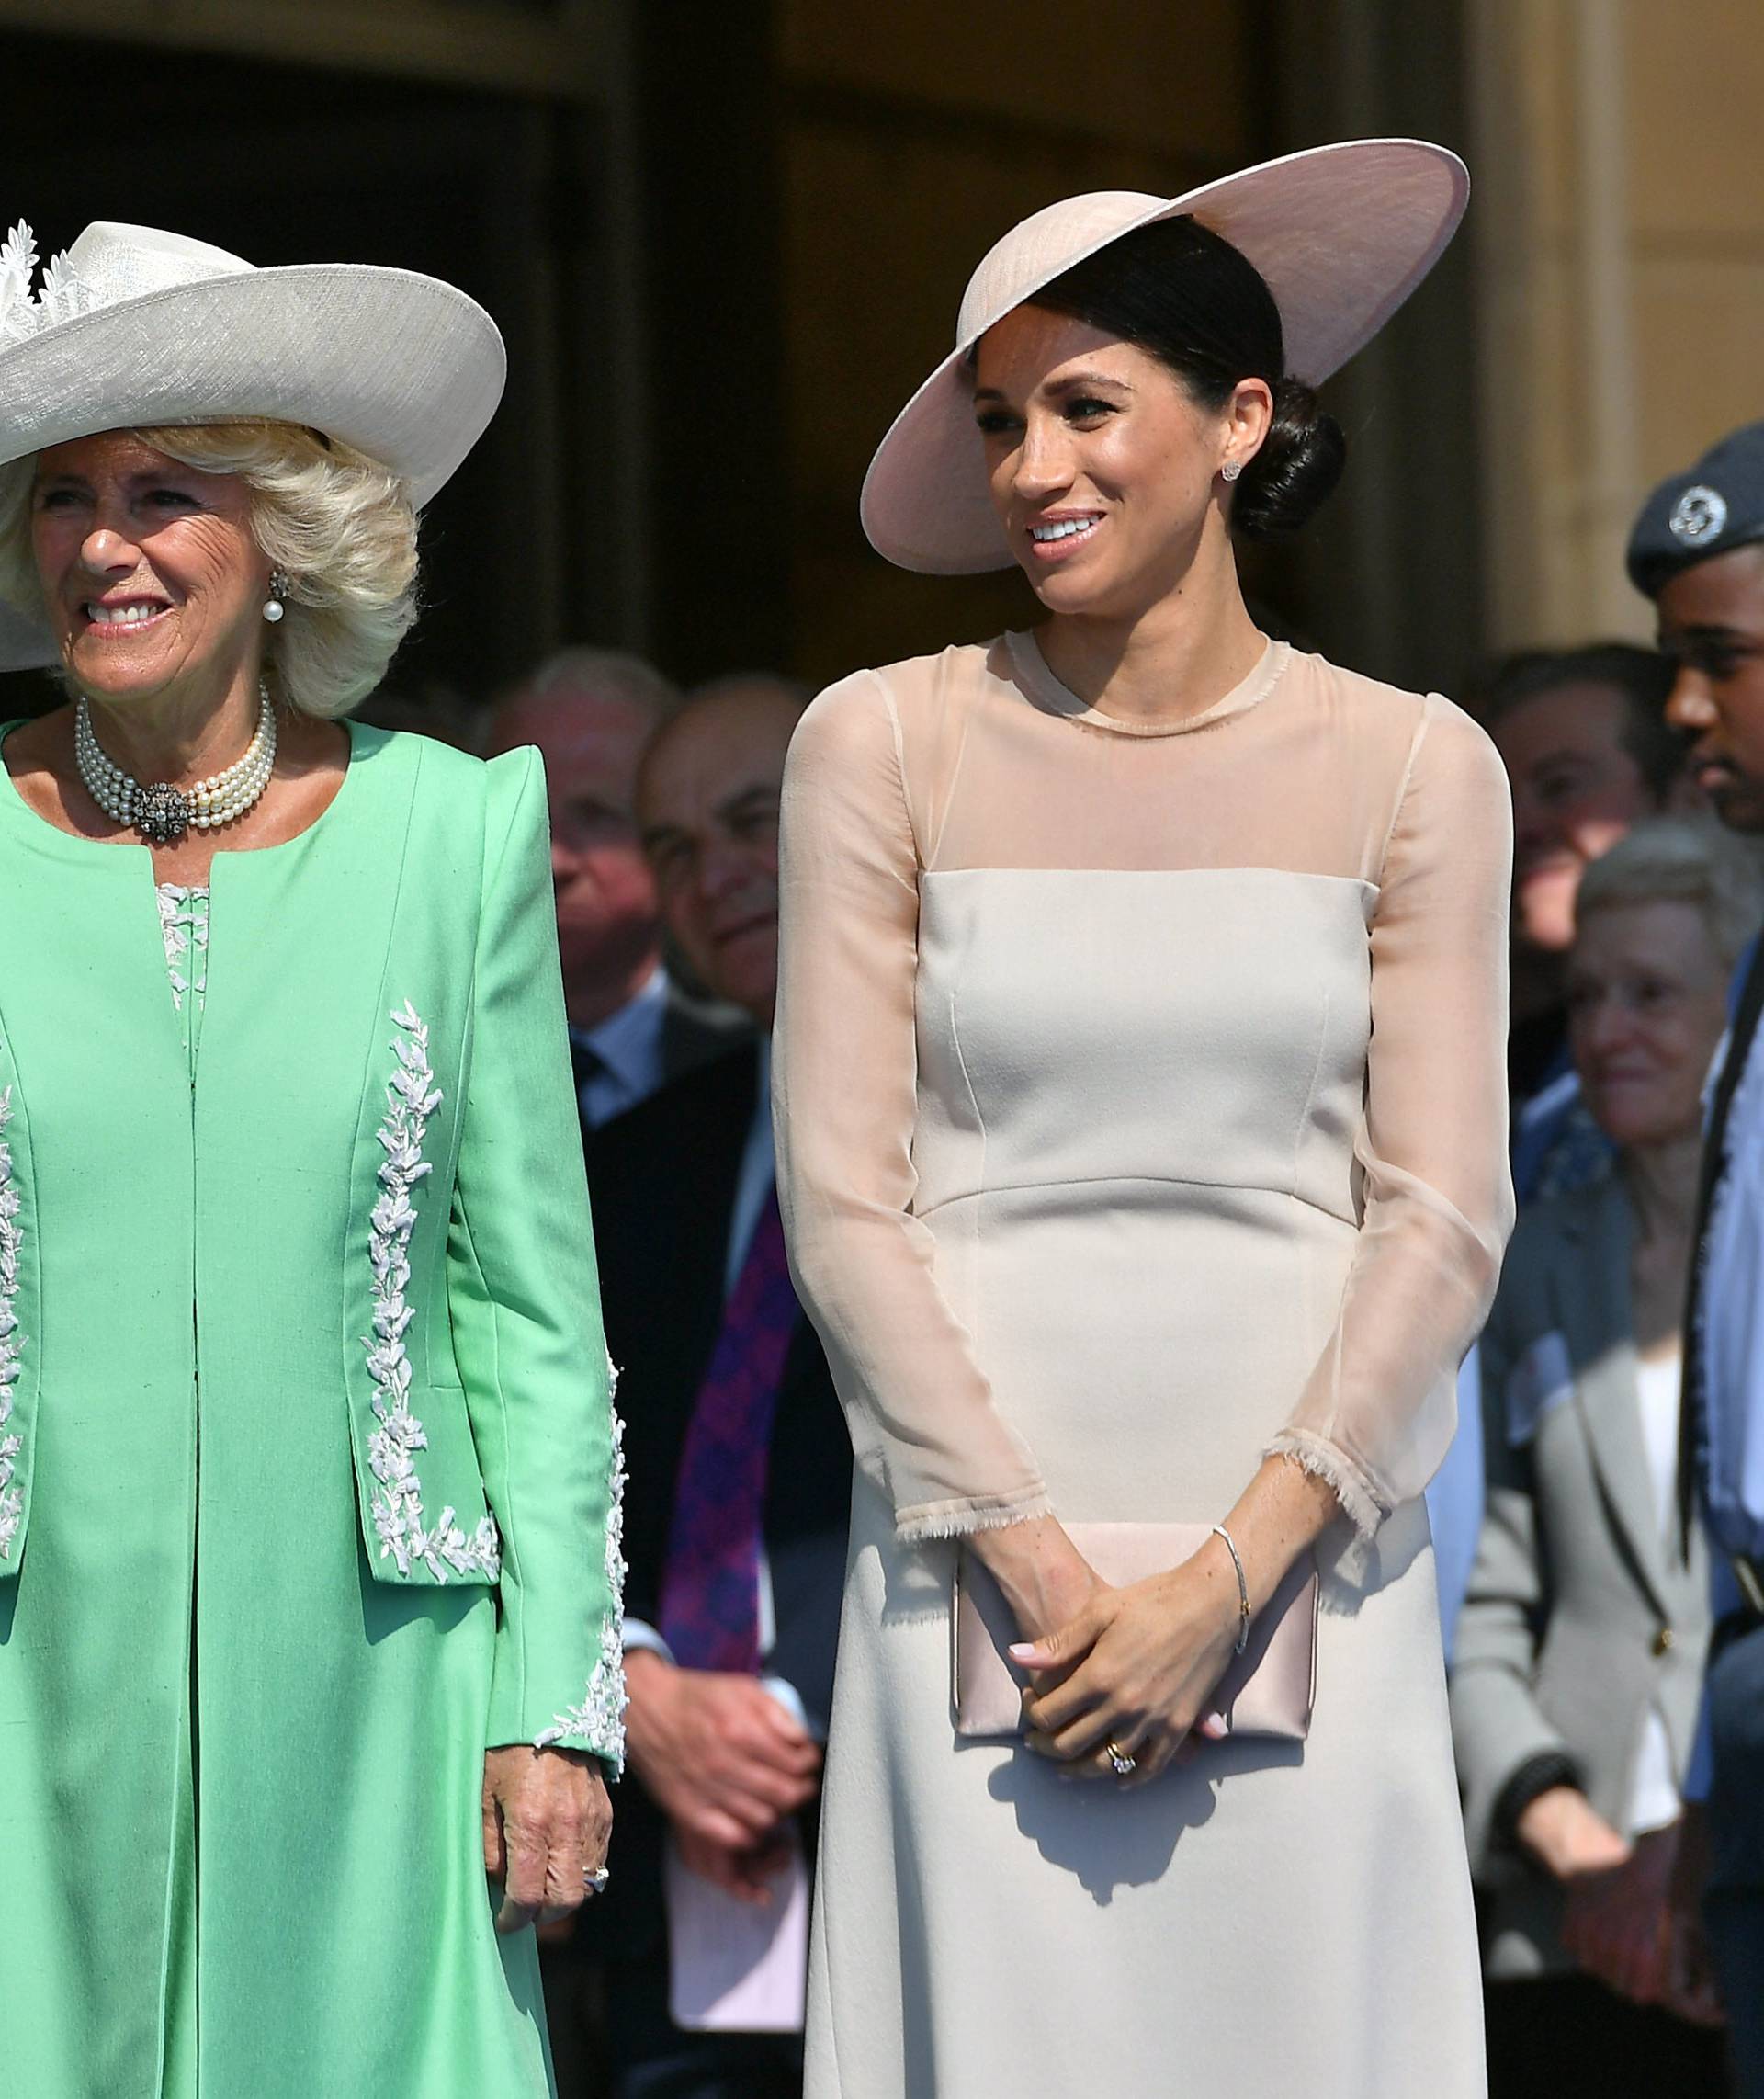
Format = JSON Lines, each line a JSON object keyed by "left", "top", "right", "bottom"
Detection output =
{"left": 876, "top": 1492, "right": 1432, "bottom": 1909}
{"left": 974, "top": 1730, "right": 1305, "bottom": 1904}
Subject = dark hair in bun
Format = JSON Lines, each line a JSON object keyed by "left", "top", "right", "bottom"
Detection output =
{"left": 1032, "top": 215, "right": 1345, "bottom": 540}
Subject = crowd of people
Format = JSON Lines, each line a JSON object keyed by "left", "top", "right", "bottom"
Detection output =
{"left": 486, "top": 323, "right": 1764, "bottom": 2099}
{"left": 7, "top": 135, "right": 1764, "bottom": 2099}
{"left": 1439, "top": 420, "right": 1764, "bottom": 2099}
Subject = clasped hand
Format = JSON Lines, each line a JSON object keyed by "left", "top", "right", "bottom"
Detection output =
{"left": 626, "top": 1651, "right": 821, "bottom": 1904}
{"left": 1013, "top": 1550, "right": 1240, "bottom": 1787}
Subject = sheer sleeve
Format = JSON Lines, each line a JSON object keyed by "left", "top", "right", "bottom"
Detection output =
{"left": 1267, "top": 695, "right": 1516, "bottom": 1536}
{"left": 773, "top": 670, "right": 1054, "bottom": 1542}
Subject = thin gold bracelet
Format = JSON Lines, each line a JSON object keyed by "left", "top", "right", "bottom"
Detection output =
{"left": 1210, "top": 1523, "right": 1252, "bottom": 1655}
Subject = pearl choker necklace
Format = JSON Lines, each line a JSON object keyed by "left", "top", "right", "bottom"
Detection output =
{"left": 75, "top": 685, "right": 277, "bottom": 845}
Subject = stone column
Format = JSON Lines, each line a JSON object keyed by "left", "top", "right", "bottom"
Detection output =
{"left": 1466, "top": 0, "right": 1764, "bottom": 649}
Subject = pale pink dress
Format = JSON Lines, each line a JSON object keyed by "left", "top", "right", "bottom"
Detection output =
{"left": 774, "top": 634, "right": 1514, "bottom": 2098}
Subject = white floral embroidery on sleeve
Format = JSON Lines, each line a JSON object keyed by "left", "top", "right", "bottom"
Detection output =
{"left": 0, "top": 1084, "right": 25, "bottom": 1561}
{"left": 364, "top": 1002, "right": 501, "bottom": 1583}
{"left": 534, "top": 1356, "right": 628, "bottom": 1770}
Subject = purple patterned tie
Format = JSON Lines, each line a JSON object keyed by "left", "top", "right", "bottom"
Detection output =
{"left": 658, "top": 1186, "right": 799, "bottom": 1674}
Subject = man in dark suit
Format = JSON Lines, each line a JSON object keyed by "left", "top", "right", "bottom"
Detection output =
{"left": 559, "top": 675, "right": 849, "bottom": 2099}
{"left": 486, "top": 649, "right": 746, "bottom": 1128}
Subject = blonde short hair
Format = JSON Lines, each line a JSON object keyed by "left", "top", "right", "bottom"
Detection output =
{"left": 0, "top": 419, "right": 419, "bottom": 719}
{"left": 1575, "top": 815, "right": 1764, "bottom": 970}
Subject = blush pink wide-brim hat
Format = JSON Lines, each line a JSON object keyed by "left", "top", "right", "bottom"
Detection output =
{"left": 860, "top": 138, "right": 1469, "bottom": 575}
{"left": 0, "top": 219, "right": 506, "bottom": 667}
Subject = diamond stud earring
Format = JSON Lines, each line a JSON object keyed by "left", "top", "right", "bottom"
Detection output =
{"left": 1220, "top": 460, "right": 1242, "bottom": 483}
{"left": 263, "top": 568, "right": 291, "bottom": 623}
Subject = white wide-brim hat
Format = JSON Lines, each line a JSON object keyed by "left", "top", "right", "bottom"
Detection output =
{"left": 0, "top": 220, "right": 506, "bottom": 666}
{"left": 861, "top": 138, "right": 1468, "bottom": 574}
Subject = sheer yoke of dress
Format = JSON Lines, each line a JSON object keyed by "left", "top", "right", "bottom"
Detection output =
{"left": 775, "top": 635, "right": 1515, "bottom": 1544}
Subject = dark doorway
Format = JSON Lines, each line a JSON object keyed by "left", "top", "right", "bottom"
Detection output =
{"left": 0, "top": 31, "right": 615, "bottom": 719}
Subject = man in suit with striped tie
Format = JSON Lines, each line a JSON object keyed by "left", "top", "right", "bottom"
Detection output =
{"left": 553, "top": 675, "right": 851, "bottom": 2099}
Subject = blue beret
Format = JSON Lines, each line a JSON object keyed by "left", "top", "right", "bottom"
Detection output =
{"left": 1628, "top": 420, "right": 1764, "bottom": 598}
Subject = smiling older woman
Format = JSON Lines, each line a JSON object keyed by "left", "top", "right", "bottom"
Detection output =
{"left": 772, "top": 144, "right": 1513, "bottom": 2096}
{"left": 0, "top": 223, "right": 623, "bottom": 2098}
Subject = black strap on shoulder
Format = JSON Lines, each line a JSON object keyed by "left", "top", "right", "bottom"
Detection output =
{"left": 1679, "top": 934, "right": 1764, "bottom": 1555}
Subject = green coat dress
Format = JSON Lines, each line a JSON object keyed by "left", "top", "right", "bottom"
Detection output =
{"left": 0, "top": 721, "right": 625, "bottom": 2097}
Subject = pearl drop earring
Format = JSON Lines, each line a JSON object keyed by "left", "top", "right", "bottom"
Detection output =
{"left": 263, "top": 568, "right": 291, "bottom": 623}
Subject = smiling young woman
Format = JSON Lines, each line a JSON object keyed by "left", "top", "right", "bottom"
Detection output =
{"left": 968, "top": 214, "right": 1343, "bottom": 675}
{"left": 772, "top": 143, "right": 1514, "bottom": 2098}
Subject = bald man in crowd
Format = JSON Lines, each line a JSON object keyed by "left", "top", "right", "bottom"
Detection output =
{"left": 486, "top": 648, "right": 746, "bottom": 1129}
{"left": 560, "top": 675, "right": 851, "bottom": 2099}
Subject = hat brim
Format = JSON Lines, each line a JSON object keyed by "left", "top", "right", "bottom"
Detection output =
{"left": 0, "top": 262, "right": 505, "bottom": 670}
{"left": 860, "top": 139, "right": 1469, "bottom": 574}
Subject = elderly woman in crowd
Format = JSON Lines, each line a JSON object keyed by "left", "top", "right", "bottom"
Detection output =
{"left": 0, "top": 221, "right": 623, "bottom": 2097}
{"left": 1453, "top": 816, "right": 1758, "bottom": 2096}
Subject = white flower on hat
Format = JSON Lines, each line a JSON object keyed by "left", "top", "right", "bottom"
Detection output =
{"left": 0, "top": 222, "right": 96, "bottom": 346}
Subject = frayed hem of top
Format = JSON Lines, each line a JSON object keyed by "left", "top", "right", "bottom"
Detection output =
{"left": 894, "top": 1492, "right": 1056, "bottom": 1545}
{"left": 1265, "top": 1432, "right": 1386, "bottom": 1541}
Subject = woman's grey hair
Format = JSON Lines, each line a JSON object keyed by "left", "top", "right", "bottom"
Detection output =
{"left": 1575, "top": 815, "right": 1764, "bottom": 970}
{"left": 0, "top": 419, "right": 419, "bottom": 719}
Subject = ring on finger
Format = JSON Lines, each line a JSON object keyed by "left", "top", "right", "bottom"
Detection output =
{"left": 1104, "top": 1738, "right": 1138, "bottom": 1777}
{"left": 583, "top": 1865, "right": 610, "bottom": 1895}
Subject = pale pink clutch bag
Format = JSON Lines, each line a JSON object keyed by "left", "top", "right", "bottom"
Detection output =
{"left": 953, "top": 1522, "right": 1320, "bottom": 1741}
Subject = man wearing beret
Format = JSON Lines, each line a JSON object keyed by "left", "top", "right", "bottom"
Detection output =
{"left": 1629, "top": 420, "right": 1764, "bottom": 2089}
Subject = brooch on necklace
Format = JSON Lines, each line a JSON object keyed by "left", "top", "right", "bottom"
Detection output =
{"left": 74, "top": 683, "right": 277, "bottom": 843}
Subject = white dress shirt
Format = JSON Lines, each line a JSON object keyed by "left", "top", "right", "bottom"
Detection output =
{"left": 571, "top": 963, "right": 671, "bottom": 1129}
{"left": 1627, "top": 1348, "right": 1685, "bottom": 1834}
{"left": 725, "top": 1038, "right": 775, "bottom": 1292}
